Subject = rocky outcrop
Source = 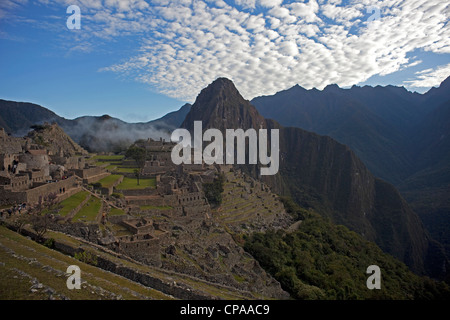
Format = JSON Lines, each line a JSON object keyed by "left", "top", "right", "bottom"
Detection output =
{"left": 181, "top": 78, "right": 265, "bottom": 132}
{"left": 27, "top": 123, "right": 87, "bottom": 156}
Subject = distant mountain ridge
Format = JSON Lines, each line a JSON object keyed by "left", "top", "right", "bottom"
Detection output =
{"left": 251, "top": 77, "right": 450, "bottom": 258}
{"left": 0, "top": 99, "right": 68, "bottom": 135}
{"left": 0, "top": 99, "right": 191, "bottom": 152}
{"left": 181, "top": 77, "right": 448, "bottom": 280}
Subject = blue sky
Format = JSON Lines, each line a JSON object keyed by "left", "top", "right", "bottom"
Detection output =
{"left": 0, "top": 0, "right": 449, "bottom": 122}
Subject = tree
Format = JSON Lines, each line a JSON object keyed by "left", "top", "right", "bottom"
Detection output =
{"left": 203, "top": 173, "right": 225, "bottom": 207}
{"left": 133, "top": 169, "right": 140, "bottom": 186}
{"left": 30, "top": 213, "right": 51, "bottom": 240}
{"left": 29, "top": 192, "right": 58, "bottom": 240}
{"left": 126, "top": 145, "right": 147, "bottom": 185}
{"left": 12, "top": 214, "right": 29, "bottom": 234}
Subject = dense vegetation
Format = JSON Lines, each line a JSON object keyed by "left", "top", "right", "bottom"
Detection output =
{"left": 251, "top": 81, "right": 450, "bottom": 263}
{"left": 244, "top": 199, "right": 450, "bottom": 300}
{"left": 203, "top": 173, "right": 225, "bottom": 207}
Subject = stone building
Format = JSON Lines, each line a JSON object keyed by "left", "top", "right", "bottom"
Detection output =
{"left": 70, "top": 166, "right": 109, "bottom": 183}
{"left": 19, "top": 149, "right": 50, "bottom": 176}
{"left": 0, "top": 175, "right": 79, "bottom": 205}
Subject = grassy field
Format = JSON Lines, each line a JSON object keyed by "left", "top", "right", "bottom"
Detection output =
{"left": 115, "top": 167, "right": 139, "bottom": 173}
{"left": 109, "top": 207, "right": 126, "bottom": 216}
{"left": 116, "top": 177, "right": 156, "bottom": 190}
{"left": 0, "top": 225, "right": 172, "bottom": 300}
{"left": 57, "top": 191, "right": 90, "bottom": 217}
{"left": 72, "top": 197, "right": 102, "bottom": 222}
{"left": 98, "top": 174, "right": 123, "bottom": 188}
{"left": 92, "top": 155, "right": 125, "bottom": 168}
{"left": 91, "top": 155, "right": 124, "bottom": 161}
{"left": 0, "top": 225, "right": 261, "bottom": 300}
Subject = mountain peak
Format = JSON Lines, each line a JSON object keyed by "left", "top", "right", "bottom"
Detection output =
{"left": 437, "top": 75, "right": 450, "bottom": 90}
{"left": 209, "top": 77, "right": 235, "bottom": 87}
{"left": 99, "top": 114, "right": 113, "bottom": 121}
{"left": 192, "top": 77, "right": 241, "bottom": 105}
{"left": 323, "top": 84, "right": 341, "bottom": 92}
{"left": 181, "top": 78, "right": 265, "bottom": 132}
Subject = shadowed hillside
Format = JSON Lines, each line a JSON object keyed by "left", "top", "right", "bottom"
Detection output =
{"left": 181, "top": 78, "right": 448, "bottom": 280}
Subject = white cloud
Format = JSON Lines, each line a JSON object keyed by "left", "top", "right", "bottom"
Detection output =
{"left": 258, "top": 0, "right": 283, "bottom": 8}
{"left": 100, "top": 0, "right": 450, "bottom": 101}
{"left": 288, "top": 0, "right": 320, "bottom": 23}
{"left": 403, "top": 63, "right": 450, "bottom": 88}
{"left": 2, "top": 0, "right": 450, "bottom": 101}
{"left": 235, "top": 0, "right": 256, "bottom": 9}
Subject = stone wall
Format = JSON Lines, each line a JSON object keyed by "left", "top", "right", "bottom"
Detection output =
{"left": 121, "top": 188, "right": 158, "bottom": 197}
{"left": 137, "top": 207, "right": 178, "bottom": 216}
{"left": 183, "top": 204, "right": 210, "bottom": 218}
{"left": 100, "top": 175, "right": 123, "bottom": 196}
{"left": 108, "top": 214, "right": 131, "bottom": 224}
{"left": 177, "top": 192, "right": 205, "bottom": 207}
{"left": 71, "top": 166, "right": 104, "bottom": 179}
{"left": 125, "top": 194, "right": 177, "bottom": 207}
{"left": 55, "top": 186, "right": 82, "bottom": 203}
{"left": 0, "top": 154, "right": 18, "bottom": 172}
{"left": 25, "top": 176, "right": 78, "bottom": 204}
{"left": 10, "top": 175, "right": 31, "bottom": 191}
{"left": 142, "top": 163, "right": 175, "bottom": 174}
{"left": 64, "top": 193, "right": 91, "bottom": 222}
{"left": 0, "top": 131, "right": 25, "bottom": 154}
{"left": 0, "top": 176, "right": 79, "bottom": 205}
{"left": 27, "top": 169, "right": 49, "bottom": 184}
{"left": 116, "top": 236, "right": 161, "bottom": 267}
{"left": 84, "top": 172, "right": 110, "bottom": 184}
{"left": 51, "top": 155, "right": 85, "bottom": 170}
{"left": 0, "top": 186, "right": 27, "bottom": 205}
{"left": 120, "top": 217, "right": 154, "bottom": 234}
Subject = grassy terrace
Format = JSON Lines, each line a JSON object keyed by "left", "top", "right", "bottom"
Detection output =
{"left": 92, "top": 155, "right": 125, "bottom": 169}
{"left": 91, "top": 155, "right": 125, "bottom": 161}
{"left": 1, "top": 225, "right": 262, "bottom": 299}
{"left": 72, "top": 197, "right": 102, "bottom": 222}
{"left": 115, "top": 166, "right": 139, "bottom": 173}
{"left": 0, "top": 226, "right": 172, "bottom": 300}
{"left": 110, "top": 208, "right": 126, "bottom": 216}
{"left": 98, "top": 174, "right": 123, "bottom": 188}
{"left": 116, "top": 177, "right": 156, "bottom": 190}
{"left": 57, "top": 191, "right": 90, "bottom": 217}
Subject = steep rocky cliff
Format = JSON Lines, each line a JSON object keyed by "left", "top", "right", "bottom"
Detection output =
{"left": 181, "top": 77, "right": 448, "bottom": 279}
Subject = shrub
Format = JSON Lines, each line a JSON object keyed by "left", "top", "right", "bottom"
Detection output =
{"left": 43, "top": 238, "right": 55, "bottom": 249}
{"left": 74, "top": 251, "right": 98, "bottom": 266}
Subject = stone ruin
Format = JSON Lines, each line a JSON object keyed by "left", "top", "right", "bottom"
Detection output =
{"left": 1, "top": 129, "right": 292, "bottom": 298}
{"left": 0, "top": 124, "right": 99, "bottom": 206}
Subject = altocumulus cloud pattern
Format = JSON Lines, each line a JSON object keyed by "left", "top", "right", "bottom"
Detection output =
{"left": 2, "top": 0, "right": 449, "bottom": 101}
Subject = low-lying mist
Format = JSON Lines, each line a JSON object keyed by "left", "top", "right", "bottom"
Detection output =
{"left": 62, "top": 116, "right": 174, "bottom": 153}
